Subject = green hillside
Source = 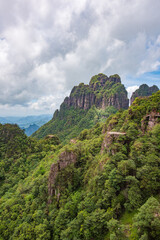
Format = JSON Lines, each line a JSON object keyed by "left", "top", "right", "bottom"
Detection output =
{"left": 0, "top": 91, "right": 160, "bottom": 239}
{"left": 32, "top": 106, "right": 117, "bottom": 142}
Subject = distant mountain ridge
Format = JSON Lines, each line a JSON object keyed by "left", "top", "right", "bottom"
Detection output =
{"left": 32, "top": 73, "right": 129, "bottom": 141}
{"left": 0, "top": 114, "right": 52, "bottom": 128}
{"left": 23, "top": 124, "right": 39, "bottom": 136}
{"left": 0, "top": 114, "right": 52, "bottom": 136}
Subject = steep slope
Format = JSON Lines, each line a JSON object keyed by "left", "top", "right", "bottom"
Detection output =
{"left": 0, "top": 124, "right": 29, "bottom": 158}
{"left": 0, "top": 91, "right": 160, "bottom": 239}
{"left": 130, "top": 83, "right": 159, "bottom": 105}
{"left": 0, "top": 123, "right": 60, "bottom": 197}
{"left": 32, "top": 73, "right": 129, "bottom": 141}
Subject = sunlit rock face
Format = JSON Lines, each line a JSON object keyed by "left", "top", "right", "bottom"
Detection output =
{"left": 61, "top": 73, "right": 129, "bottom": 111}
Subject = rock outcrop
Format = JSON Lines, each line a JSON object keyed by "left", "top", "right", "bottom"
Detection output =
{"left": 48, "top": 151, "right": 77, "bottom": 203}
{"left": 141, "top": 111, "right": 160, "bottom": 133}
{"left": 56, "top": 73, "right": 129, "bottom": 114}
{"left": 101, "top": 131, "right": 126, "bottom": 155}
{"left": 130, "top": 84, "right": 159, "bottom": 105}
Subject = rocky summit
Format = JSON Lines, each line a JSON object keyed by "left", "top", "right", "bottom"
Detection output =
{"left": 62, "top": 73, "right": 129, "bottom": 111}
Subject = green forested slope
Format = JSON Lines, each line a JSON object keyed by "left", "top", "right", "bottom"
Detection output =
{"left": 0, "top": 91, "right": 160, "bottom": 240}
{"left": 32, "top": 106, "right": 117, "bottom": 142}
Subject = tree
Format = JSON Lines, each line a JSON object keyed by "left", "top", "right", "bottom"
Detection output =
{"left": 108, "top": 218, "right": 127, "bottom": 240}
{"left": 133, "top": 197, "right": 160, "bottom": 239}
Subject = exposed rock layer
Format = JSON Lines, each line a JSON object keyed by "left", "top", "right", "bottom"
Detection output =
{"left": 101, "top": 131, "right": 126, "bottom": 155}
{"left": 54, "top": 74, "right": 129, "bottom": 117}
{"left": 141, "top": 111, "right": 160, "bottom": 133}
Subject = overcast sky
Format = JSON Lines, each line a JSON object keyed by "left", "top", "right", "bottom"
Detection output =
{"left": 0, "top": 0, "right": 160, "bottom": 116}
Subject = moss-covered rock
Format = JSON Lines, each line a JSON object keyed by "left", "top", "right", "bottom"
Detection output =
{"left": 130, "top": 84, "right": 159, "bottom": 104}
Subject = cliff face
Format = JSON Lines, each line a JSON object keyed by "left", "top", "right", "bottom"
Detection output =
{"left": 101, "top": 131, "right": 126, "bottom": 155}
{"left": 141, "top": 111, "right": 160, "bottom": 133}
{"left": 130, "top": 84, "right": 159, "bottom": 105}
{"left": 59, "top": 73, "right": 129, "bottom": 112}
{"left": 48, "top": 151, "right": 77, "bottom": 203}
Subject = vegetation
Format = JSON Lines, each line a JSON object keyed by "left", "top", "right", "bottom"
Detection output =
{"left": 32, "top": 106, "right": 117, "bottom": 142}
{"left": 89, "top": 73, "right": 107, "bottom": 84}
{"left": 0, "top": 91, "right": 160, "bottom": 239}
{"left": 70, "top": 83, "right": 92, "bottom": 97}
{"left": 131, "top": 84, "right": 159, "bottom": 104}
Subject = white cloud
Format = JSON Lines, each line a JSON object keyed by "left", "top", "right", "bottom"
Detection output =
{"left": 28, "top": 93, "right": 66, "bottom": 112}
{"left": 0, "top": 0, "right": 160, "bottom": 115}
{"left": 127, "top": 86, "right": 139, "bottom": 100}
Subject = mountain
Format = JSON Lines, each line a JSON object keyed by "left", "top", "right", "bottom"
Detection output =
{"left": 63, "top": 73, "right": 129, "bottom": 110}
{"left": 0, "top": 91, "right": 160, "bottom": 239}
{"left": 24, "top": 124, "right": 39, "bottom": 136}
{"left": 130, "top": 83, "right": 159, "bottom": 105}
{"left": 32, "top": 73, "right": 129, "bottom": 141}
{"left": 0, "top": 123, "right": 29, "bottom": 159}
{"left": 0, "top": 114, "right": 52, "bottom": 129}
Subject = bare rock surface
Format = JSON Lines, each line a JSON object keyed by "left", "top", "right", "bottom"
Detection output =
{"left": 141, "top": 111, "right": 160, "bottom": 133}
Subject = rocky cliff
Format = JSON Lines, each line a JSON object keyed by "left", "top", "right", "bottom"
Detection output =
{"left": 141, "top": 111, "right": 160, "bottom": 133}
{"left": 130, "top": 84, "right": 159, "bottom": 105}
{"left": 58, "top": 73, "right": 129, "bottom": 113}
{"left": 48, "top": 151, "right": 77, "bottom": 203}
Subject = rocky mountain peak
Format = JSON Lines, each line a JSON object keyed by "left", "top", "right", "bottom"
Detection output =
{"left": 61, "top": 73, "right": 128, "bottom": 111}
{"left": 130, "top": 84, "right": 159, "bottom": 105}
{"left": 89, "top": 73, "right": 121, "bottom": 90}
{"left": 89, "top": 73, "right": 108, "bottom": 88}
{"left": 108, "top": 74, "right": 121, "bottom": 83}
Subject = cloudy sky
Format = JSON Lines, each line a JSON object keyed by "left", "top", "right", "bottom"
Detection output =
{"left": 0, "top": 0, "right": 160, "bottom": 116}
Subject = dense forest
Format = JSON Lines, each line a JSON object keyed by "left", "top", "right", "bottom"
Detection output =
{"left": 0, "top": 90, "right": 160, "bottom": 239}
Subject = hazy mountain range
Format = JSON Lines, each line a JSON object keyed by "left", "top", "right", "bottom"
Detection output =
{"left": 0, "top": 114, "right": 52, "bottom": 136}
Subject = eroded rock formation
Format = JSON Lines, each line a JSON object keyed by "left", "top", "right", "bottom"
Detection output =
{"left": 101, "top": 131, "right": 126, "bottom": 155}
{"left": 57, "top": 73, "right": 129, "bottom": 113}
{"left": 141, "top": 111, "right": 160, "bottom": 133}
{"left": 48, "top": 151, "right": 77, "bottom": 203}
